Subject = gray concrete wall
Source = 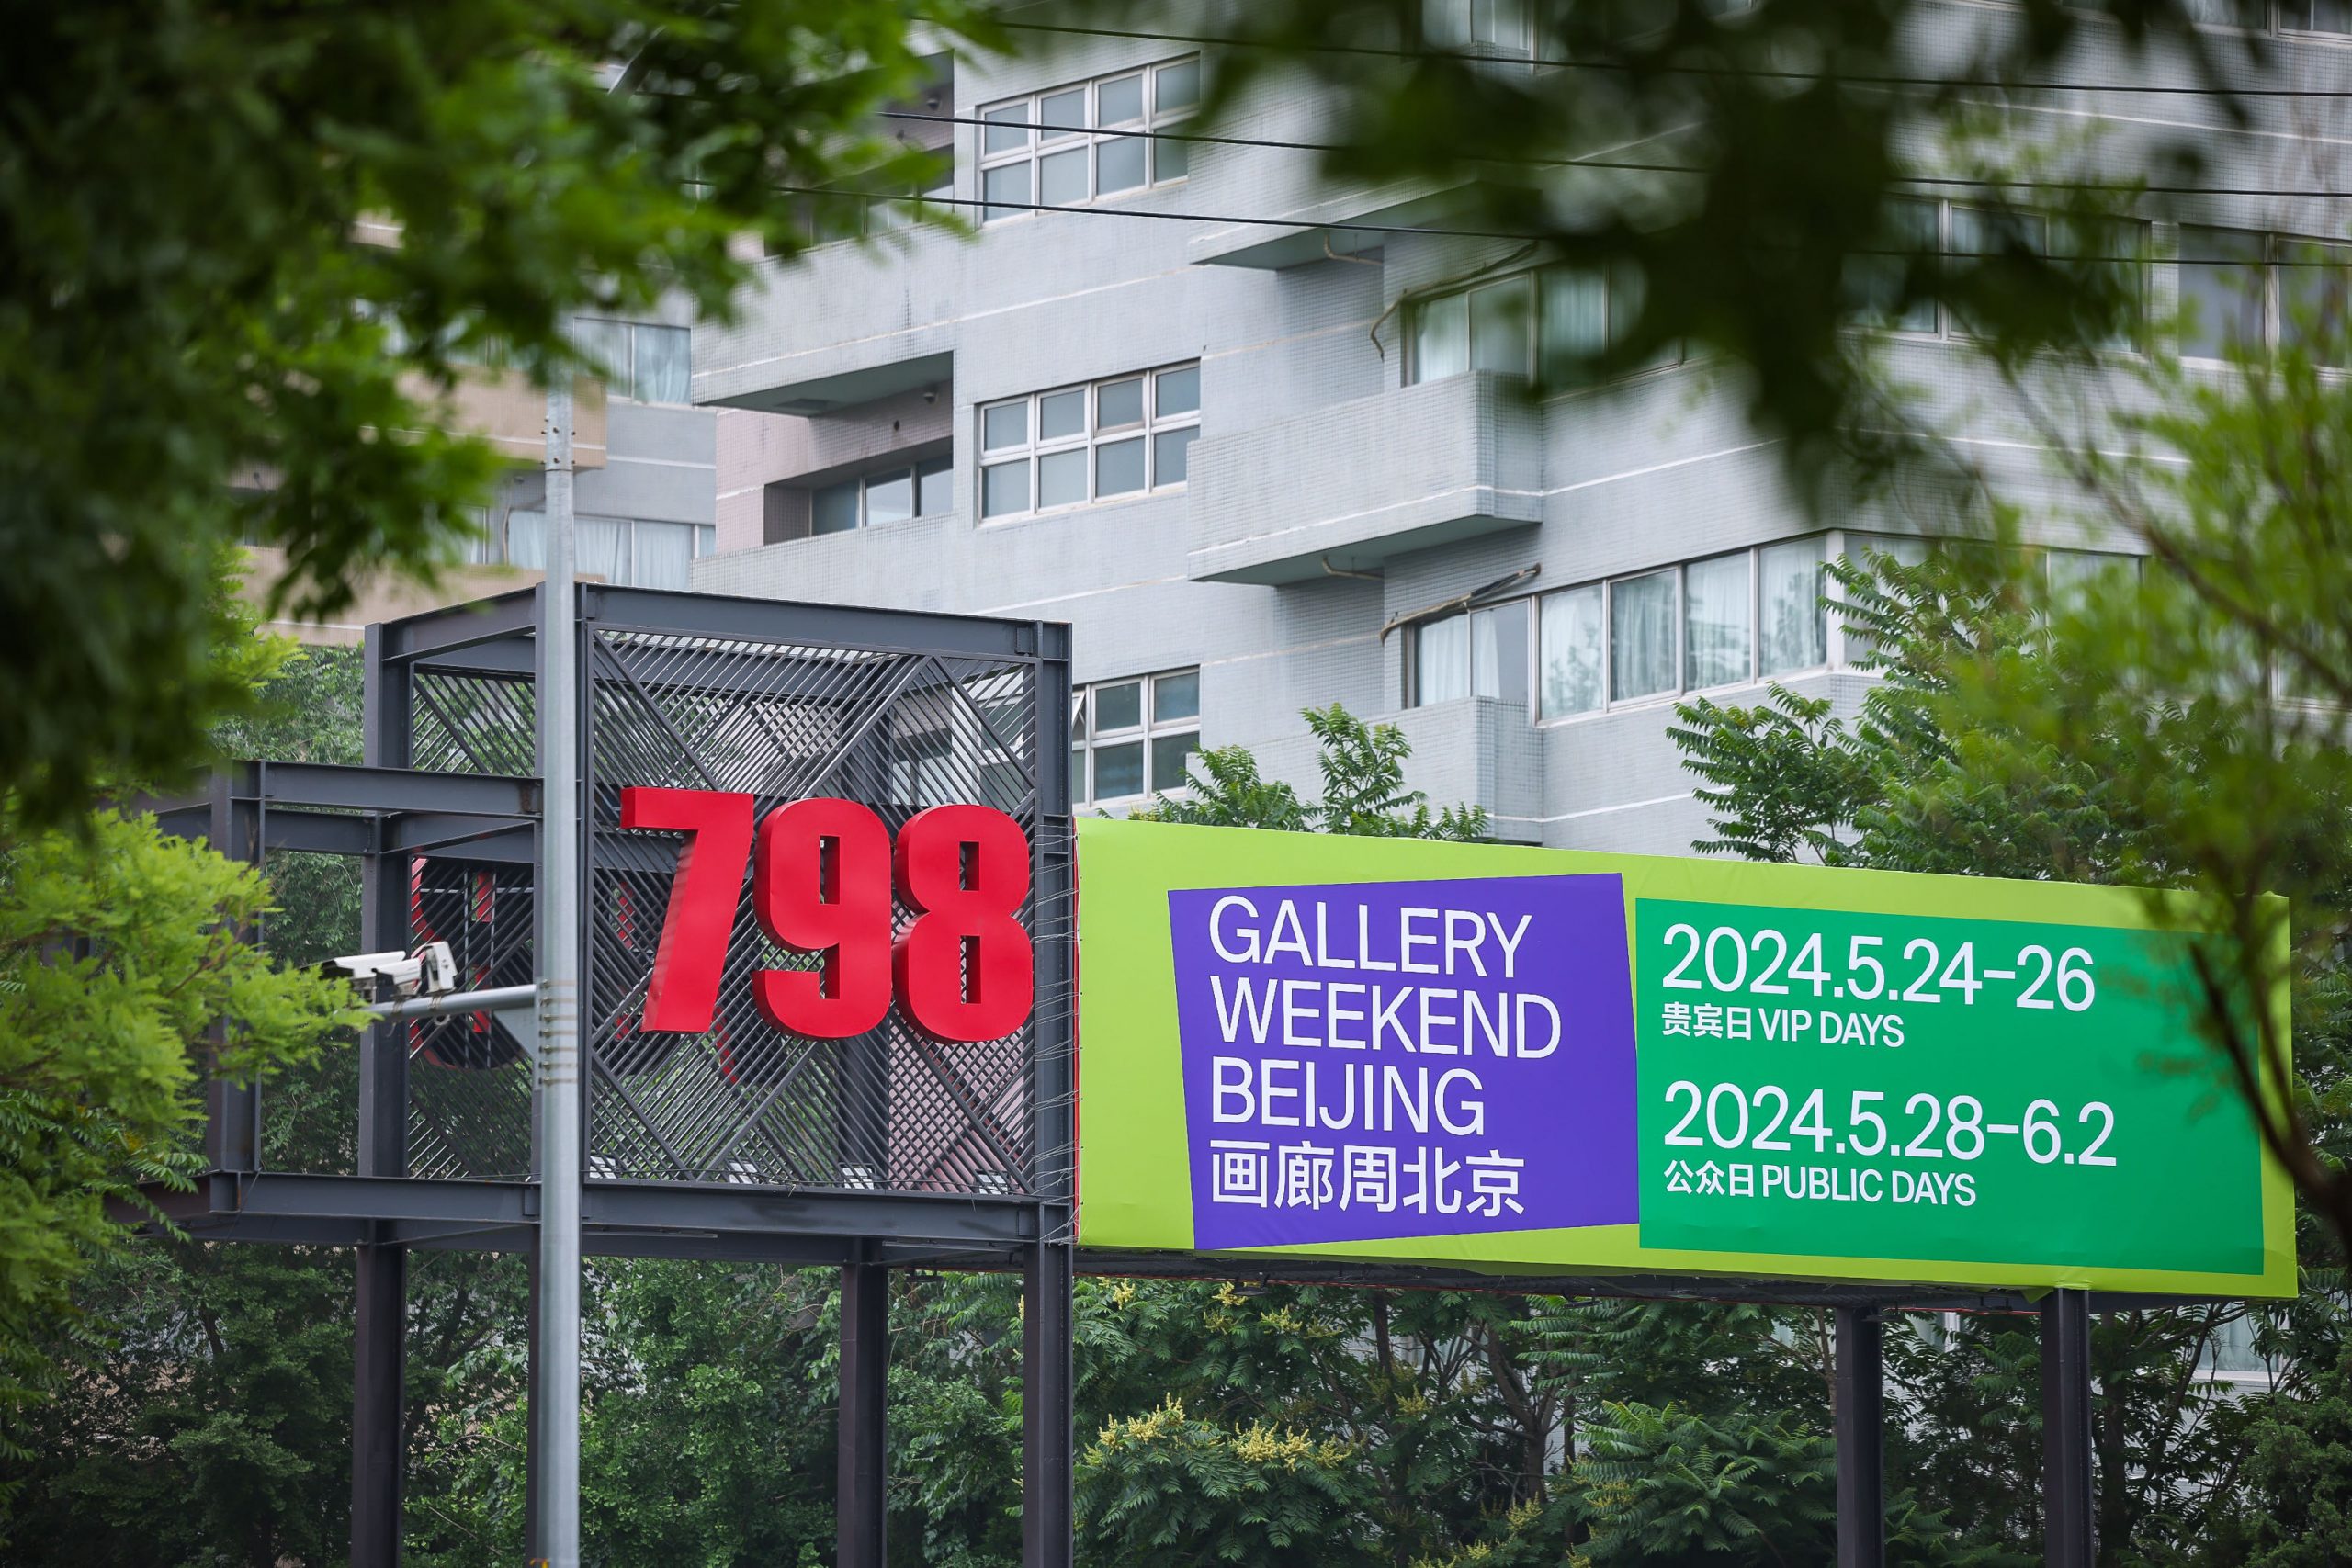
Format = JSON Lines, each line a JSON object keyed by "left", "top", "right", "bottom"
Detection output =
{"left": 690, "top": 4, "right": 2352, "bottom": 854}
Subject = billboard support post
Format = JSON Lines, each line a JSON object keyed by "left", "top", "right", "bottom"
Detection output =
{"left": 1023, "top": 1240, "right": 1075, "bottom": 1568}
{"left": 352, "top": 621, "right": 411, "bottom": 1568}
{"left": 2042, "top": 1289, "right": 2096, "bottom": 1567}
{"left": 839, "top": 1259, "right": 890, "bottom": 1568}
{"left": 1834, "top": 1305, "right": 1884, "bottom": 1568}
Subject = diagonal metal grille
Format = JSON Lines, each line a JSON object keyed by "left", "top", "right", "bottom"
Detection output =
{"left": 582, "top": 626, "right": 1055, "bottom": 1195}
{"left": 405, "top": 859, "right": 535, "bottom": 1179}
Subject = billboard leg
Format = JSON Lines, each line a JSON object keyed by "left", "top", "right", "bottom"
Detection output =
{"left": 1834, "top": 1305, "right": 1883, "bottom": 1568}
{"left": 2041, "top": 1289, "right": 2095, "bottom": 1566}
{"left": 1022, "top": 1241, "right": 1074, "bottom": 1568}
{"left": 839, "top": 1260, "right": 890, "bottom": 1568}
{"left": 352, "top": 1240, "right": 405, "bottom": 1568}
{"left": 525, "top": 1247, "right": 542, "bottom": 1562}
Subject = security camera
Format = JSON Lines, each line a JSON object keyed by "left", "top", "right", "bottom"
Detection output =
{"left": 322, "top": 942, "right": 458, "bottom": 1000}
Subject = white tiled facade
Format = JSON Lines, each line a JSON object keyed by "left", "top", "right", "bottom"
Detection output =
{"left": 690, "top": 4, "right": 2352, "bottom": 853}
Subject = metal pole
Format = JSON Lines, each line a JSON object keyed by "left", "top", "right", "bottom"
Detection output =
{"left": 838, "top": 1259, "right": 890, "bottom": 1568}
{"left": 1834, "top": 1305, "right": 1884, "bottom": 1568}
{"left": 353, "top": 623, "right": 410, "bottom": 1568}
{"left": 2041, "top": 1289, "right": 2096, "bottom": 1567}
{"left": 534, "top": 377, "right": 582, "bottom": 1568}
{"left": 365, "top": 984, "right": 539, "bottom": 1021}
{"left": 1021, "top": 1241, "right": 1074, "bottom": 1568}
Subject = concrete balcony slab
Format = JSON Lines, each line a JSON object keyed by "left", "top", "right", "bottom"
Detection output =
{"left": 1187, "top": 372, "right": 1544, "bottom": 585}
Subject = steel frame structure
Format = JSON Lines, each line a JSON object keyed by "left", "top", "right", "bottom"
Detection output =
{"left": 156, "top": 585, "right": 1078, "bottom": 1567}
{"left": 150, "top": 582, "right": 2118, "bottom": 1567}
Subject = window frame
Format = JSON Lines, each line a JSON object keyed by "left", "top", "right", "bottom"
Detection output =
{"left": 978, "top": 56, "right": 1201, "bottom": 226}
{"left": 2179, "top": 226, "right": 2352, "bottom": 366}
{"left": 486, "top": 511, "right": 716, "bottom": 587}
{"left": 576, "top": 318, "right": 693, "bottom": 405}
{"left": 1071, "top": 667, "right": 1202, "bottom": 806}
{"left": 978, "top": 364, "right": 1201, "bottom": 522}
{"left": 1408, "top": 262, "right": 1685, "bottom": 388}
{"left": 1846, "top": 199, "right": 2150, "bottom": 351}
{"left": 1403, "top": 536, "right": 1846, "bottom": 723}
{"left": 810, "top": 455, "right": 956, "bottom": 535}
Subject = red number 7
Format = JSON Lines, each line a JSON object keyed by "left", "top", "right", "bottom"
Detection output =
{"left": 616, "top": 787, "right": 754, "bottom": 1033}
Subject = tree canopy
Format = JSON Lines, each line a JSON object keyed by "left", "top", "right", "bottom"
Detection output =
{"left": 0, "top": 0, "right": 980, "bottom": 822}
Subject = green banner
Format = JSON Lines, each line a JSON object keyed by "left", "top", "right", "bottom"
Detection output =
{"left": 1075, "top": 818, "right": 2294, "bottom": 1299}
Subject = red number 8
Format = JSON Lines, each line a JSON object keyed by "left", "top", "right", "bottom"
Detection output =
{"left": 892, "top": 805, "right": 1035, "bottom": 1043}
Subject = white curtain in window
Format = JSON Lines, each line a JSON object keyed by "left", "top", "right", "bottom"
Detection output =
{"left": 1758, "top": 537, "right": 1826, "bottom": 675}
{"left": 633, "top": 325, "right": 691, "bottom": 403}
{"left": 633, "top": 522, "right": 696, "bottom": 590}
{"left": 1417, "top": 614, "right": 1472, "bottom": 704}
{"left": 1684, "top": 554, "right": 1751, "bottom": 689}
{"left": 1539, "top": 267, "right": 1605, "bottom": 381}
{"left": 1414, "top": 293, "right": 1470, "bottom": 382}
{"left": 577, "top": 518, "right": 628, "bottom": 583}
{"left": 506, "top": 509, "right": 546, "bottom": 569}
{"left": 1470, "top": 277, "right": 1532, "bottom": 376}
{"left": 1611, "top": 571, "right": 1677, "bottom": 701}
{"left": 1540, "top": 586, "right": 1604, "bottom": 716}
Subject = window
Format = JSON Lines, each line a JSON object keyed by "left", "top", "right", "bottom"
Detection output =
{"left": 1423, "top": 0, "right": 1533, "bottom": 53}
{"left": 575, "top": 319, "right": 690, "bottom": 403}
{"left": 1416, "top": 539, "right": 1837, "bottom": 719}
{"left": 2281, "top": 0, "right": 2352, "bottom": 29}
{"left": 2181, "top": 227, "right": 2350, "bottom": 367}
{"left": 980, "top": 57, "right": 1200, "bottom": 222}
{"left": 979, "top": 364, "right": 1199, "bottom": 519}
{"left": 1072, "top": 669, "right": 1200, "bottom": 804}
{"left": 1845, "top": 200, "right": 2146, "bottom": 349}
{"left": 1844, "top": 197, "right": 1942, "bottom": 334}
{"left": 1758, "top": 537, "right": 1828, "bottom": 676}
{"left": 1409, "top": 263, "right": 1677, "bottom": 385}
{"left": 1610, "top": 570, "right": 1679, "bottom": 702}
{"left": 1413, "top": 600, "right": 1530, "bottom": 706}
{"left": 811, "top": 457, "right": 954, "bottom": 534}
{"left": 498, "top": 513, "right": 715, "bottom": 589}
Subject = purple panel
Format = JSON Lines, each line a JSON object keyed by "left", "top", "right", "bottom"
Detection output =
{"left": 1170, "top": 874, "right": 1639, "bottom": 1250}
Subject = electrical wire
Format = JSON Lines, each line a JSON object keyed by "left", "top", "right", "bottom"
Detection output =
{"left": 999, "top": 17, "right": 2352, "bottom": 98}
{"left": 784, "top": 184, "right": 2352, "bottom": 262}
{"left": 882, "top": 107, "right": 2352, "bottom": 199}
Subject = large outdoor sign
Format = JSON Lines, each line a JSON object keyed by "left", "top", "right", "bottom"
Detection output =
{"left": 1075, "top": 818, "right": 2295, "bottom": 1298}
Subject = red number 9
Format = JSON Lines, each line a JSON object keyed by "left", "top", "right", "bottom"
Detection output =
{"left": 752, "top": 797, "right": 893, "bottom": 1038}
{"left": 892, "top": 805, "right": 1034, "bottom": 1043}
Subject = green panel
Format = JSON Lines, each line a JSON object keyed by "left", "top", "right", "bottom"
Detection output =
{"left": 1632, "top": 899, "right": 2264, "bottom": 1277}
{"left": 1072, "top": 817, "right": 2297, "bottom": 1299}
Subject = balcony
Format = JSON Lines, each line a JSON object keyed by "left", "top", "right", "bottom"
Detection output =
{"left": 1241, "top": 697, "right": 1543, "bottom": 844}
{"left": 692, "top": 225, "right": 964, "bottom": 415}
{"left": 1186, "top": 372, "right": 1543, "bottom": 585}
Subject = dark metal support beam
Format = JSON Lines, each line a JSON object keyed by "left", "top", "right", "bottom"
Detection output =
{"left": 2042, "top": 1289, "right": 2096, "bottom": 1567}
{"left": 1023, "top": 1241, "right": 1075, "bottom": 1568}
{"left": 838, "top": 1261, "right": 890, "bottom": 1568}
{"left": 352, "top": 1239, "right": 406, "bottom": 1568}
{"left": 352, "top": 625, "right": 412, "bottom": 1568}
{"left": 1835, "top": 1305, "right": 1884, "bottom": 1568}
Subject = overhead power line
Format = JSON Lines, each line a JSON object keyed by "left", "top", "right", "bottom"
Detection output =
{"left": 784, "top": 184, "right": 2352, "bottom": 262}
{"left": 881, "top": 108, "right": 2352, "bottom": 199}
{"left": 1000, "top": 17, "right": 2352, "bottom": 99}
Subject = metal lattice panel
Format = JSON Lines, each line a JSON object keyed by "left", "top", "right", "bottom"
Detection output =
{"left": 581, "top": 624, "right": 1055, "bottom": 1196}
{"left": 405, "top": 860, "right": 535, "bottom": 1179}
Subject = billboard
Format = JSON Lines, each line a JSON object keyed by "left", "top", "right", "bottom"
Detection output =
{"left": 1074, "top": 818, "right": 2294, "bottom": 1298}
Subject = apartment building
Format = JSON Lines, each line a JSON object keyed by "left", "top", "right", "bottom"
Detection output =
{"left": 686, "top": 0, "right": 2352, "bottom": 852}
{"left": 245, "top": 308, "right": 718, "bottom": 644}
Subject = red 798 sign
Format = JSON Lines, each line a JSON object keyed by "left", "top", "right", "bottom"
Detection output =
{"left": 617, "top": 787, "right": 1035, "bottom": 1044}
